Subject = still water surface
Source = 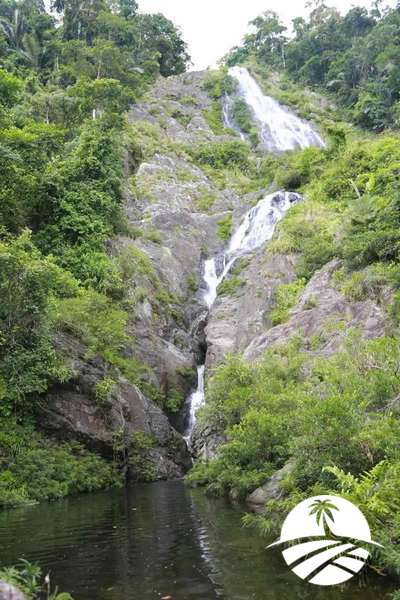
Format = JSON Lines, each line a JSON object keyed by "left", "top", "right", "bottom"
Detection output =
{"left": 0, "top": 481, "right": 396, "bottom": 599}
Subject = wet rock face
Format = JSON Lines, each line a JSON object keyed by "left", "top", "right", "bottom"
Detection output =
{"left": 40, "top": 334, "right": 191, "bottom": 480}
{"left": 190, "top": 421, "right": 226, "bottom": 462}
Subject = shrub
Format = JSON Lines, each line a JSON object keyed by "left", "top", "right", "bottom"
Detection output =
{"left": 52, "top": 289, "right": 128, "bottom": 361}
{"left": 203, "top": 102, "right": 226, "bottom": 135}
{"left": 269, "top": 278, "right": 306, "bottom": 325}
{"left": 0, "top": 559, "right": 73, "bottom": 599}
{"left": 0, "top": 421, "right": 121, "bottom": 508}
{"left": 269, "top": 202, "right": 337, "bottom": 279}
{"left": 195, "top": 190, "right": 216, "bottom": 213}
{"left": 165, "top": 388, "right": 185, "bottom": 413}
{"left": 129, "top": 432, "right": 156, "bottom": 482}
{"left": 191, "top": 140, "right": 251, "bottom": 172}
{"left": 0, "top": 232, "right": 74, "bottom": 415}
{"left": 203, "top": 69, "right": 236, "bottom": 100}
{"left": 218, "top": 275, "right": 245, "bottom": 296}
{"left": 217, "top": 213, "right": 233, "bottom": 241}
{"left": 189, "top": 333, "right": 400, "bottom": 538}
{"left": 232, "top": 99, "right": 253, "bottom": 132}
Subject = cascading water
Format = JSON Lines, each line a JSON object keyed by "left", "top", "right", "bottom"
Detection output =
{"left": 226, "top": 66, "right": 325, "bottom": 152}
{"left": 184, "top": 191, "right": 302, "bottom": 440}
{"left": 184, "top": 365, "right": 205, "bottom": 441}
{"left": 184, "top": 69, "right": 326, "bottom": 442}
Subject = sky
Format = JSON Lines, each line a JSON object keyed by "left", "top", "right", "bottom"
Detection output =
{"left": 138, "top": 0, "right": 396, "bottom": 70}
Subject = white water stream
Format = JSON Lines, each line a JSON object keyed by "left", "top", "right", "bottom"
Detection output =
{"left": 184, "top": 191, "right": 301, "bottom": 439}
{"left": 226, "top": 66, "right": 325, "bottom": 152}
{"left": 184, "top": 67, "right": 325, "bottom": 441}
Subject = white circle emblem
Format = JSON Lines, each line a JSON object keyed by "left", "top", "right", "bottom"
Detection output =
{"left": 268, "top": 495, "right": 381, "bottom": 586}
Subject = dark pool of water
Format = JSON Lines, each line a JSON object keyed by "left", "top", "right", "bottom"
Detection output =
{"left": 0, "top": 481, "right": 396, "bottom": 599}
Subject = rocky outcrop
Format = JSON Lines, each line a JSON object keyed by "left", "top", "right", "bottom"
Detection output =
{"left": 40, "top": 334, "right": 191, "bottom": 480}
{"left": 41, "top": 69, "right": 249, "bottom": 478}
{"left": 245, "top": 259, "right": 387, "bottom": 360}
{"left": 190, "top": 421, "right": 226, "bottom": 462}
{"left": 206, "top": 253, "right": 297, "bottom": 368}
{"left": 129, "top": 70, "right": 222, "bottom": 146}
{"left": 116, "top": 71, "right": 248, "bottom": 405}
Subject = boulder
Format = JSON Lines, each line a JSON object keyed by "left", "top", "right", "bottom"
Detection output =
{"left": 190, "top": 422, "right": 226, "bottom": 461}
{"left": 246, "top": 462, "right": 294, "bottom": 507}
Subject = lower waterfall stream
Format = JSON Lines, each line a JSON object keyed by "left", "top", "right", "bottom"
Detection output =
{"left": 184, "top": 190, "right": 302, "bottom": 440}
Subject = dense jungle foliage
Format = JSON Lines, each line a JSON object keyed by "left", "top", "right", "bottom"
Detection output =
{"left": 0, "top": 0, "right": 189, "bottom": 507}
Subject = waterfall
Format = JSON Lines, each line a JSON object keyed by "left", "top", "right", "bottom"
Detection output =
{"left": 184, "top": 365, "right": 205, "bottom": 441}
{"left": 226, "top": 66, "right": 325, "bottom": 152}
{"left": 184, "top": 191, "right": 302, "bottom": 440}
{"left": 184, "top": 68, "right": 326, "bottom": 441}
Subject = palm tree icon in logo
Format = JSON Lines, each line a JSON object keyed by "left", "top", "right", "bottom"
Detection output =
{"left": 268, "top": 495, "right": 382, "bottom": 586}
{"left": 309, "top": 498, "right": 339, "bottom": 538}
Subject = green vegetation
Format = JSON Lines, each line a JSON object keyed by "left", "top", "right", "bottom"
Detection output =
{"left": 0, "top": 0, "right": 190, "bottom": 504}
{"left": 3, "top": 4, "right": 400, "bottom": 597}
{"left": 232, "top": 99, "right": 259, "bottom": 146}
{"left": 0, "top": 559, "right": 73, "bottom": 598}
{"left": 195, "top": 189, "right": 216, "bottom": 213}
{"left": 269, "top": 278, "right": 306, "bottom": 325}
{"left": 189, "top": 72, "right": 400, "bottom": 579}
{"left": 0, "top": 421, "right": 121, "bottom": 508}
{"left": 203, "top": 102, "right": 225, "bottom": 135}
{"left": 189, "top": 334, "right": 400, "bottom": 572}
{"left": 218, "top": 276, "right": 245, "bottom": 297}
{"left": 190, "top": 139, "right": 251, "bottom": 172}
{"left": 129, "top": 431, "right": 156, "bottom": 482}
{"left": 165, "top": 388, "right": 185, "bottom": 413}
{"left": 217, "top": 213, "right": 233, "bottom": 241}
{"left": 203, "top": 69, "right": 236, "bottom": 100}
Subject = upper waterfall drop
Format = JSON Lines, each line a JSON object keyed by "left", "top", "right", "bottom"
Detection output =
{"left": 227, "top": 66, "right": 325, "bottom": 152}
